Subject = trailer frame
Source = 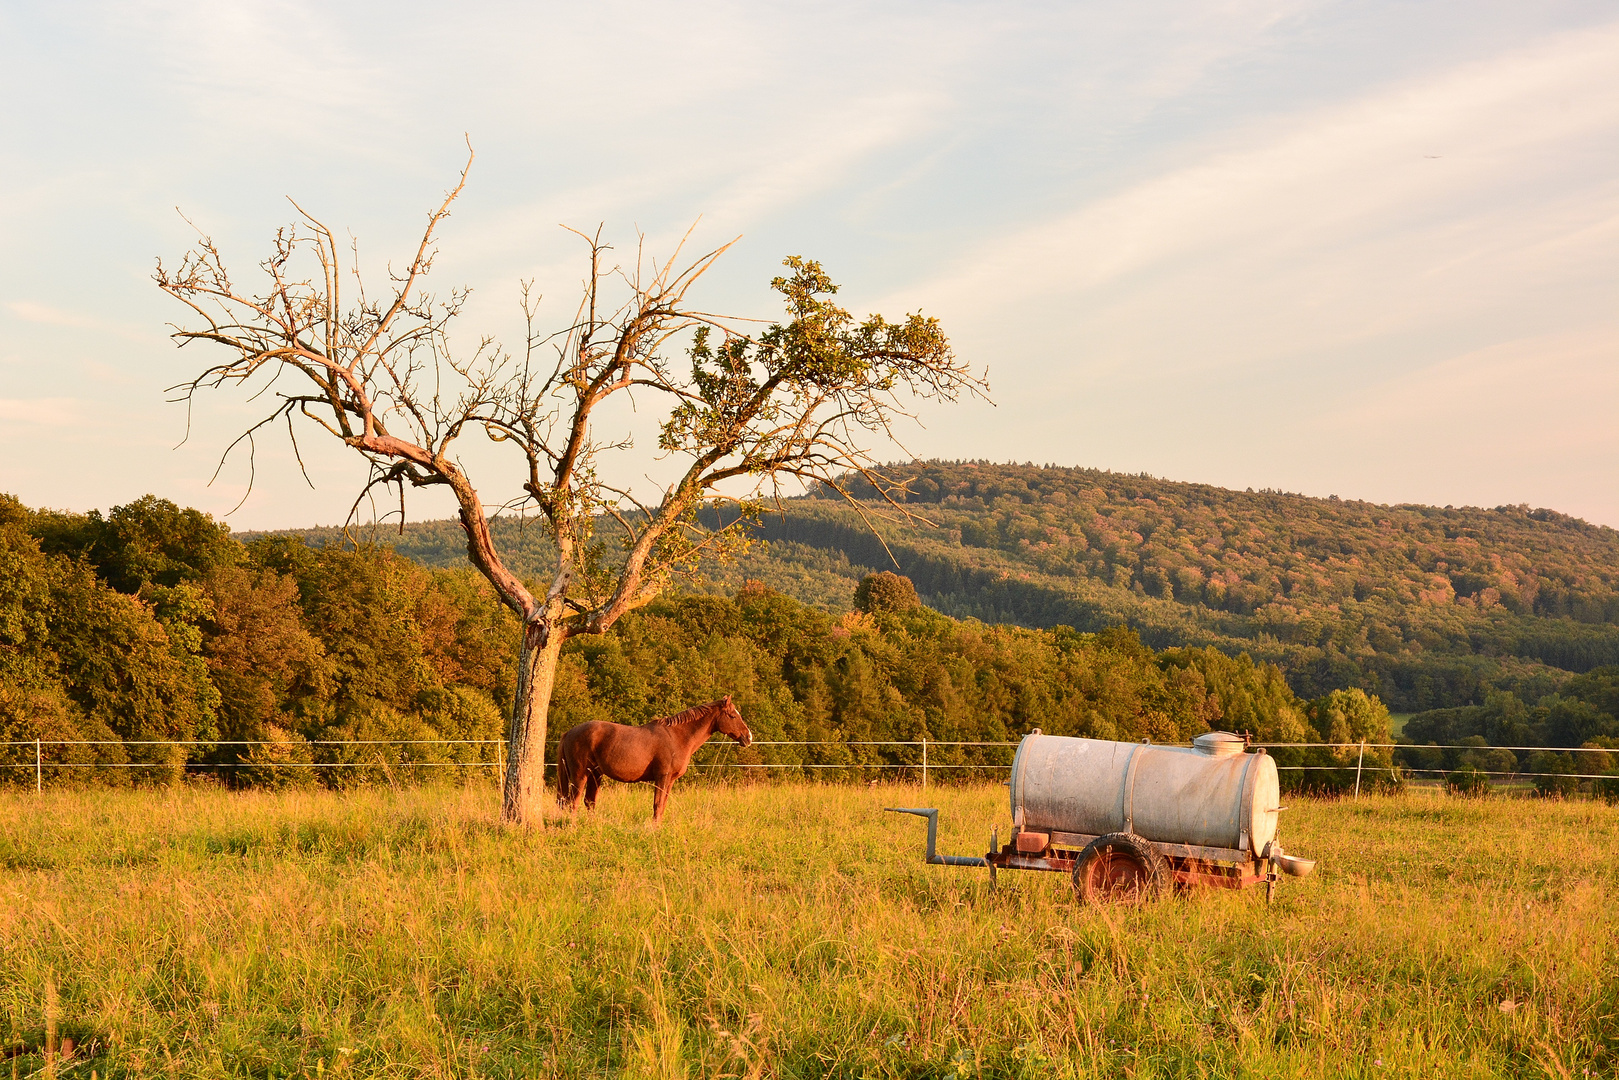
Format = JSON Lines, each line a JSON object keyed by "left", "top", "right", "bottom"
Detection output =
{"left": 887, "top": 807, "right": 1291, "bottom": 902}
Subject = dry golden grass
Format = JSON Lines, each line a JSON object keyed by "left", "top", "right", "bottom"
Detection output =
{"left": 1, "top": 781, "right": 1616, "bottom": 1078}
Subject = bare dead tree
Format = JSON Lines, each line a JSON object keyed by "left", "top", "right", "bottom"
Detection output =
{"left": 156, "top": 153, "right": 986, "bottom": 824}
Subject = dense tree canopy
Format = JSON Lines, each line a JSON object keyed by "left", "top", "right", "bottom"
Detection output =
{"left": 1, "top": 492, "right": 1408, "bottom": 792}
{"left": 3, "top": 494, "right": 518, "bottom": 787}
{"left": 854, "top": 571, "right": 920, "bottom": 615}
{"left": 11, "top": 488, "right": 1615, "bottom": 796}
{"left": 726, "top": 462, "right": 1618, "bottom": 711}
{"left": 1398, "top": 670, "right": 1619, "bottom": 793}
{"left": 1, "top": 496, "right": 218, "bottom": 779}
{"left": 273, "top": 462, "right": 1619, "bottom": 712}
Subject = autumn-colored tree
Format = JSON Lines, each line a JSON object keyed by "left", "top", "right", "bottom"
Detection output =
{"left": 853, "top": 571, "right": 920, "bottom": 615}
{"left": 0, "top": 495, "right": 219, "bottom": 782}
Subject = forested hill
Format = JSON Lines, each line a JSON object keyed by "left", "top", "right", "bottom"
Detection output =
{"left": 271, "top": 462, "right": 1619, "bottom": 712}
{"left": 1, "top": 490, "right": 1406, "bottom": 794}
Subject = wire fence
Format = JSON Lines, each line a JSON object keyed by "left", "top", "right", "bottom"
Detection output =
{"left": 4, "top": 736, "right": 1616, "bottom": 795}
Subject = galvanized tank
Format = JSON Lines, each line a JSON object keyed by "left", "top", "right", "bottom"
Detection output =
{"left": 1008, "top": 731, "right": 1281, "bottom": 854}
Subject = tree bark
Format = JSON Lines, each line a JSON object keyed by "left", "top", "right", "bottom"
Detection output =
{"left": 501, "top": 623, "right": 564, "bottom": 825}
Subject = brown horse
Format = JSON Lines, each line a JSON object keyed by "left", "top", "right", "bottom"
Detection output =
{"left": 555, "top": 696, "right": 752, "bottom": 822}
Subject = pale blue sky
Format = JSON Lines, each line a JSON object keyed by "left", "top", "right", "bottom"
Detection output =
{"left": 2, "top": 1, "right": 1616, "bottom": 529}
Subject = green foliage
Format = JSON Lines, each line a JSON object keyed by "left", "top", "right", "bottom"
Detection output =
{"left": 539, "top": 586, "right": 1317, "bottom": 778}
{"left": 47, "top": 554, "right": 220, "bottom": 748}
{"left": 854, "top": 571, "right": 920, "bottom": 614}
{"left": 1446, "top": 763, "right": 1491, "bottom": 796}
{"left": 1307, "top": 688, "right": 1393, "bottom": 746}
{"left": 1399, "top": 671, "right": 1619, "bottom": 792}
{"left": 237, "top": 502, "right": 1375, "bottom": 786}
{"left": 10, "top": 486, "right": 1367, "bottom": 787}
{"left": 1157, "top": 647, "right": 1312, "bottom": 744}
{"left": 288, "top": 461, "right": 1619, "bottom": 713}
{"left": 664, "top": 258, "right": 956, "bottom": 471}
{"left": 32, "top": 493, "right": 243, "bottom": 594}
{"left": 27, "top": 486, "right": 1570, "bottom": 794}
{"left": 1525, "top": 751, "right": 1581, "bottom": 797}
{"left": 26, "top": 495, "right": 239, "bottom": 768}
{"left": 200, "top": 563, "right": 328, "bottom": 752}
{"left": 803, "top": 463, "right": 1619, "bottom": 712}
{"left": 238, "top": 540, "right": 517, "bottom": 782}
{"left": 0, "top": 495, "right": 218, "bottom": 783}
{"left": 2, "top": 493, "right": 517, "bottom": 787}
{"left": 0, "top": 497, "right": 58, "bottom": 695}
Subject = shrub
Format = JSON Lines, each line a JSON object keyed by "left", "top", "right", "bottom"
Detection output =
{"left": 1526, "top": 751, "right": 1579, "bottom": 797}
{"left": 1446, "top": 763, "right": 1491, "bottom": 797}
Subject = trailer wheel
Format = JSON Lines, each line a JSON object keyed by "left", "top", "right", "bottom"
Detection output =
{"left": 1071, "top": 832, "right": 1169, "bottom": 902}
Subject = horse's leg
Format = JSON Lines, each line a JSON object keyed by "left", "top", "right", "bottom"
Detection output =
{"left": 584, "top": 771, "right": 601, "bottom": 811}
{"left": 558, "top": 750, "right": 574, "bottom": 811}
{"left": 560, "top": 747, "right": 588, "bottom": 813}
{"left": 570, "top": 764, "right": 588, "bottom": 813}
{"left": 652, "top": 776, "right": 673, "bottom": 823}
{"left": 555, "top": 746, "right": 574, "bottom": 810}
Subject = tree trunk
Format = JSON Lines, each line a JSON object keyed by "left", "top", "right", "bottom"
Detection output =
{"left": 501, "top": 625, "right": 564, "bottom": 824}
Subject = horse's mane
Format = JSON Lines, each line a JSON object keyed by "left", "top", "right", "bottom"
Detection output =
{"left": 649, "top": 699, "right": 725, "bottom": 728}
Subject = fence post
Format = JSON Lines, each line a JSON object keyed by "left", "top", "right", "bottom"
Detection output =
{"left": 496, "top": 738, "right": 505, "bottom": 792}
{"left": 922, "top": 738, "right": 928, "bottom": 790}
{"left": 36, "top": 738, "right": 43, "bottom": 795}
{"left": 1354, "top": 740, "right": 1366, "bottom": 799}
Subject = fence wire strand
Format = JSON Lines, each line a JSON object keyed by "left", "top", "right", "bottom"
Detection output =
{"left": 3, "top": 737, "right": 1614, "bottom": 787}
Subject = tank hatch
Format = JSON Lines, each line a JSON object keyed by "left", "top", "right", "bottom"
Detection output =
{"left": 1192, "top": 731, "right": 1247, "bottom": 757}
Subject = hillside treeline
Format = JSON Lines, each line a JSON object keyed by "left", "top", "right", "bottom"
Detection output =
{"left": 738, "top": 462, "right": 1619, "bottom": 712}
{"left": 278, "top": 463, "right": 1619, "bottom": 714}
{"left": 3, "top": 493, "right": 1400, "bottom": 791}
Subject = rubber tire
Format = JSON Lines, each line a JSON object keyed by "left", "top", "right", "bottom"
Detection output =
{"left": 1070, "top": 832, "right": 1170, "bottom": 903}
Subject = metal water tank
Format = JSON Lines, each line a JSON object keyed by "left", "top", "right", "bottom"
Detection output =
{"left": 1008, "top": 731, "right": 1281, "bottom": 854}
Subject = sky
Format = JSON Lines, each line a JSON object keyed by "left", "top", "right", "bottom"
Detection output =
{"left": 2, "top": 0, "right": 1616, "bottom": 530}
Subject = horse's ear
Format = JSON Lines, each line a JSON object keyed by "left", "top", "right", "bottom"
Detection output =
{"left": 723, "top": 694, "right": 732, "bottom": 704}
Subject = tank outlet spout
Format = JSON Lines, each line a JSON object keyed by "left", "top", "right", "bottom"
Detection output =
{"left": 885, "top": 808, "right": 989, "bottom": 867}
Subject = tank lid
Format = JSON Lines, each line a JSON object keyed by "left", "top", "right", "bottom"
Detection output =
{"left": 1193, "top": 731, "right": 1247, "bottom": 756}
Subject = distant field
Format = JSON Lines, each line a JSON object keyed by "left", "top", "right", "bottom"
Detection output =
{"left": 2, "top": 782, "right": 1616, "bottom": 1078}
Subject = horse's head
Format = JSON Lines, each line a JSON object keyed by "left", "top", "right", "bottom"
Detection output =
{"left": 715, "top": 694, "right": 751, "bottom": 747}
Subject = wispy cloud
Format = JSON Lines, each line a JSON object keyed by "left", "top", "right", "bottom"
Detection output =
{"left": 111, "top": 0, "right": 394, "bottom": 141}
{"left": 2, "top": 2, "right": 1614, "bottom": 526}
{"left": 902, "top": 20, "right": 1619, "bottom": 370}
{"left": 0, "top": 398, "right": 84, "bottom": 426}
{"left": 1330, "top": 328, "right": 1619, "bottom": 449}
{"left": 4, "top": 300, "right": 156, "bottom": 343}
{"left": 6, "top": 300, "right": 93, "bottom": 327}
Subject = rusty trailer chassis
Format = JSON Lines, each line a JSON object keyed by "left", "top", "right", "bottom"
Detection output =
{"left": 887, "top": 807, "right": 1293, "bottom": 901}
{"left": 991, "top": 837, "right": 1274, "bottom": 891}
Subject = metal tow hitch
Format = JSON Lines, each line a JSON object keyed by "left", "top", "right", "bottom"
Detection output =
{"left": 885, "top": 808, "right": 989, "bottom": 867}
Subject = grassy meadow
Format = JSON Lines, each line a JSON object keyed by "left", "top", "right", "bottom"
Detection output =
{"left": 2, "top": 779, "right": 1616, "bottom": 1079}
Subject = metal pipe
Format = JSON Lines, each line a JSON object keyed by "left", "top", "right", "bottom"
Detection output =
{"left": 885, "top": 807, "right": 988, "bottom": 867}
